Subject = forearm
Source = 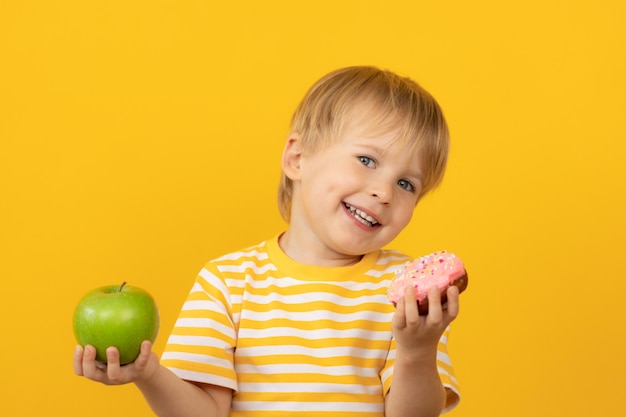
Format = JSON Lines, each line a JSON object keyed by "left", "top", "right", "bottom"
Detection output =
{"left": 135, "top": 365, "right": 230, "bottom": 417}
{"left": 385, "top": 349, "right": 446, "bottom": 417}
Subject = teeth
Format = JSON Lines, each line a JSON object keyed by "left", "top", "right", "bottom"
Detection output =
{"left": 356, "top": 209, "right": 376, "bottom": 223}
{"left": 346, "top": 204, "right": 379, "bottom": 226}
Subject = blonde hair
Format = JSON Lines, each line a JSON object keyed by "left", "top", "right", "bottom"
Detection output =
{"left": 278, "top": 66, "right": 450, "bottom": 221}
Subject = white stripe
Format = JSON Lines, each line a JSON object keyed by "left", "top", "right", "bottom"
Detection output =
{"left": 180, "top": 299, "right": 223, "bottom": 312}
{"left": 366, "top": 264, "right": 406, "bottom": 278}
{"left": 376, "top": 251, "right": 407, "bottom": 262}
{"left": 218, "top": 261, "right": 277, "bottom": 274}
{"left": 197, "top": 268, "right": 229, "bottom": 295}
{"left": 165, "top": 334, "right": 233, "bottom": 347}
{"left": 243, "top": 292, "right": 389, "bottom": 306}
{"left": 239, "top": 275, "right": 390, "bottom": 291}
{"left": 237, "top": 344, "right": 389, "bottom": 359}
{"left": 437, "top": 350, "right": 452, "bottom": 366}
{"left": 438, "top": 367, "right": 458, "bottom": 385}
{"left": 214, "top": 247, "right": 268, "bottom": 262}
{"left": 233, "top": 400, "right": 384, "bottom": 412}
{"left": 194, "top": 269, "right": 234, "bottom": 310}
{"left": 380, "top": 364, "right": 393, "bottom": 382}
{"left": 174, "top": 318, "right": 235, "bottom": 338}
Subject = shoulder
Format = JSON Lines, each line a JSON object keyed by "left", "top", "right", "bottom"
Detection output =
{"left": 367, "top": 249, "right": 413, "bottom": 276}
{"left": 211, "top": 240, "right": 270, "bottom": 264}
{"left": 203, "top": 239, "right": 276, "bottom": 277}
{"left": 190, "top": 240, "right": 274, "bottom": 296}
{"left": 377, "top": 248, "right": 413, "bottom": 263}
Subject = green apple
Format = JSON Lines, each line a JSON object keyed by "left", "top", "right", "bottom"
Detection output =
{"left": 73, "top": 282, "right": 159, "bottom": 365}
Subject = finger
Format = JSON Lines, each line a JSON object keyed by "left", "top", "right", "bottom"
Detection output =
{"left": 73, "top": 345, "right": 84, "bottom": 376}
{"left": 392, "top": 292, "right": 407, "bottom": 328}
{"left": 403, "top": 285, "right": 419, "bottom": 325}
{"left": 426, "top": 286, "right": 443, "bottom": 323}
{"left": 81, "top": 344, "right": 102, "bottom": 379}
{"left": 105, "top": 346, "right": 122, "bottom": 382}
{"left": 445, "top": 285, "right": 460, "bottom": 318}
{"left": 133, "top": 341, "right": 153, "bottom": 370}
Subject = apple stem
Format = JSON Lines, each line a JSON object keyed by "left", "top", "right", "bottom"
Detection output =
{"left": 119, "top": 281, "right": 127, "bottom": 292}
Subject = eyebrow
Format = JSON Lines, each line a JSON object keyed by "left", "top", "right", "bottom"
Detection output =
{"left": 352, "top": 141, "right": 388, "bottom": 156}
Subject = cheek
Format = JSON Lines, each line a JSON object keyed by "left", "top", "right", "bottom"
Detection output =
{"left": 300, "top": 170, "right": 340, "bottom": 203}
{"left": 395, "top": 200, "right": 416, "bottom": 226}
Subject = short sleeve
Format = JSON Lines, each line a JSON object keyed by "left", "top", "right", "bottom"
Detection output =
{"left": 160, "top": 262, "right": 238, "bottom": 391}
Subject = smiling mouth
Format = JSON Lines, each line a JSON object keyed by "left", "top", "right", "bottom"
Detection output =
{"left": 344, "top": 203, "right": 380, "bottom": 227}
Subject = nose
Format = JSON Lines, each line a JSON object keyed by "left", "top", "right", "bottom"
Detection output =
{"left": 371, "top": 182, "right": 393, "bottom": 205}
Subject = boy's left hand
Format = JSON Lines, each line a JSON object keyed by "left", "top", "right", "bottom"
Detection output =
{"left": 391, "top": 285, "right": 460, "bottom": 351}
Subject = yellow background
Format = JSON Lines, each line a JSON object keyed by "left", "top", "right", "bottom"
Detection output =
{"left": 1, "top": 1, "right": 624, "bottom": 416}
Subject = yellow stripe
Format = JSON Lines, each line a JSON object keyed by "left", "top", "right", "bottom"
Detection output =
{"left": 239, "top": 318, "right": 392, "bottom": 332}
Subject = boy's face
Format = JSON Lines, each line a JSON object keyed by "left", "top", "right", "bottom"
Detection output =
{"left": 286, "top": 122, "right": 424, "bottom": 261}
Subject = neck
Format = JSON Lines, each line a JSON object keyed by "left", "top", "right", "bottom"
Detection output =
{"left": 278, "top": 231, "right": 363, "bottom": 267}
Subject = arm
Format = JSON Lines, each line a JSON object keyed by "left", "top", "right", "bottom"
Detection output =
{"left": 74, "top": 341, "right": 232, "bottom": 417}
{"left": 385, "top": 285, "right": 460, "bottom": 417}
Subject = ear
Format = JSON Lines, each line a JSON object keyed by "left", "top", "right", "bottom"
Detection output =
{"left": 281, "top": 133, "right": 303, "bottom": 181}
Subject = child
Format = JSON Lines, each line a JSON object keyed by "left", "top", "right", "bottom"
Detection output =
{"left": 74, "top": 66, "right": 462, "bottom": 417}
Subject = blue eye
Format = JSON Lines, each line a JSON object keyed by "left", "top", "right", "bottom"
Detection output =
{"left": 358, "top": 156, "right": 376, "bottom": 168}
{"left": 398, "top": 179, "right": 415, "bottom": 192}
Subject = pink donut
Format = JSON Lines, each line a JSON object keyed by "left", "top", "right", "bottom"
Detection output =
{"left": 388, "top": 251, "right": 468, "bottom": 314}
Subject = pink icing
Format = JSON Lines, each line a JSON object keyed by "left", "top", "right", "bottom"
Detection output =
{"left": 388, "top": 251, "right": 465, "bottom": 304}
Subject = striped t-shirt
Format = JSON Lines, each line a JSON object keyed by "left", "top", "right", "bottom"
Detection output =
{"left": 161, "top": 235, "right": 460, "bottom": 416}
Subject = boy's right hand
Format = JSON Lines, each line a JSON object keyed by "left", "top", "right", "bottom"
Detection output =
{"left": 74, "top": 340, "right": 159, "bottom": 385}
